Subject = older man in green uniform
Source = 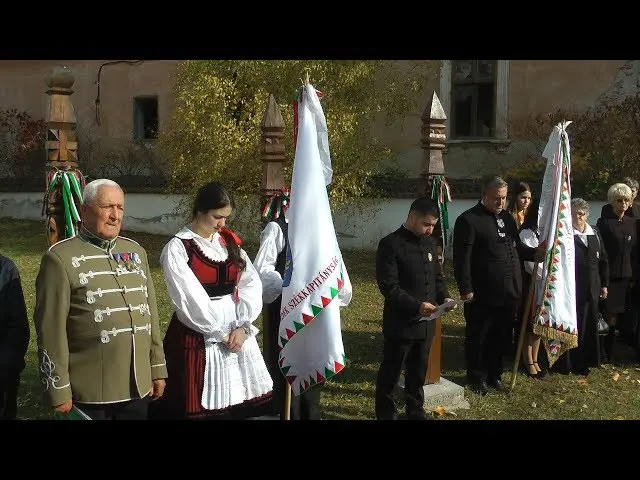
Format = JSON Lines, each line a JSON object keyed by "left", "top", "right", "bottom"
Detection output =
{"left": 33, "top": 178, "right": 168, "bottom": 420}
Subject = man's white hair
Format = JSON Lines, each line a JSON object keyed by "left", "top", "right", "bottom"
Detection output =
{"left": 83, "top": 179, "right": 122, "bottom": 205}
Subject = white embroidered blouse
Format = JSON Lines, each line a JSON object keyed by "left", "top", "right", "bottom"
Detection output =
{"left": 160, "top": 226, "right": 262, "bottom": 341}
{"left": 159, "top": 226, "right": 272, "bottom": 410}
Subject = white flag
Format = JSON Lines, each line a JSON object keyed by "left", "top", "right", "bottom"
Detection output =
{"left": 534, "top": 120, "right": 578, "bottom": 365}
{"left": 278, "top": 83, "right": 352, "bottom": 396}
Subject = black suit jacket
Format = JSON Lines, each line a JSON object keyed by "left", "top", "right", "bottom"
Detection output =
{"left": 0, "top": 255, "right": 29, "bottom": 380}
{"left": 376, "top": 226, "right": 450, "bottom": 340}
{"left": 453, "top": 202, "right": 536, "bottom": 307}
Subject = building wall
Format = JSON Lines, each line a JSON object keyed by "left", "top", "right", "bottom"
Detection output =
{"left": 0, "top": 60, "right": 179, "bottom": 139}
{"left": 389, "top": 60, "right": 630, "bottom": 181}
{"left": 0, "top": 60, "right": 634, "bottom": 199}
{"left": 0, "top": 191, "right": 608, "bottom": 252}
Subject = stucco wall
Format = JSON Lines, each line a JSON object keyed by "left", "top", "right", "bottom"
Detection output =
{"left": 0, "top": 192, "right": 608, "bottom": 253}
{"left": 0, "top": 60, "right": 179, "bottom": 140}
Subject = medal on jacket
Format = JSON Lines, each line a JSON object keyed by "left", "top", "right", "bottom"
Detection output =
{"left": 427, "top": 252, "right": 433, "bottom": 262}
{"left": 111, "top": 252, "right": 140, "bottom": 271}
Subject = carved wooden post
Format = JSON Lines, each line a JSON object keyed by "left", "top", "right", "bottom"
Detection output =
{"left": 44, "top": 65, "right": 83, "bottom": 246}
{"left": 260, "top": 93, "right": 286, "bottom": 206}
{"left": 259, "top": 93, "right": 286, "bottom": 386}
{"left": 420, "top": 92, "right": 447, "bottom": 385}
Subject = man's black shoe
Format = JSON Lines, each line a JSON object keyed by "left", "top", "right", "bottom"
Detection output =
{"left": 376, "top": 413, "right": 398, "bottom": 420}
{"left": 487, "top": 379, "right": 508, "bottom": 393}
{"left": 407, "top": 411, "right": 435, "bottom": 421}
{"left": 469, "top": 381, "right": 489, "bottom": 396}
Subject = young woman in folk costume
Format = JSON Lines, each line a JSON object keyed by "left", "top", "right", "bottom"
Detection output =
{"left": 517, "top": 197, "right": 547, "bottom": 379}
{"left": 507, "top": 181, "right": 532, "bottom": 230}
{"left": 149, "top": 182, "right": 272, "bottom": 420}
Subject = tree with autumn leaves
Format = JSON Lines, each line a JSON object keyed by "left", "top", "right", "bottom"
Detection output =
{"left": 158, "top": 60, "right": 438, "bottom": 208}
{"left": 504, "top": 89, "right": 640, "bottom": 200}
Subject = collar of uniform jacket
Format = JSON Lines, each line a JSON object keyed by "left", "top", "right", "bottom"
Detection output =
{"left": 77, "top": 226, "right": 118, "bottom": 253}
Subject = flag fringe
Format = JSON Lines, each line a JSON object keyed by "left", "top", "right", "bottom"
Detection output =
{"left": 533, "top": 323, "right": 577, "bottom": 347}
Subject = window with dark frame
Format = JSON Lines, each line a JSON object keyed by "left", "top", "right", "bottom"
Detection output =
{"left": 451, "top": 60, "right": 497, "bottom": 139}
{"left": 133, "top": 96, "right": 158, "bottom": 140}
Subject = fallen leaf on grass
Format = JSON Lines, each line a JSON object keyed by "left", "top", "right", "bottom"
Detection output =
{"left": 613, "top": 373, "right": 620, "bottom": 381}
{"left": 622, "top": 370, "right": 629, "bottom": 375}
{"left": 531, "top": 402, "right": 537, "bottom": 408}
{"left": 432, "top": 406, "right": 446, "bottom": 416}
{"left": 582, "top": 404, "right": 588, "bottom": 409}
{"left": 558, "top": 399, "right": 566, "bottom": 403}
{"left": 577, "top": 378, "right": 588, "bottom": 385}
{"left": 614, "top": 416, "right": 625, "bottom": 420}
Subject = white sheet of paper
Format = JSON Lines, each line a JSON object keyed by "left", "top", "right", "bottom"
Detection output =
{"left": 419, "top": 299, "right": 467, "bottom": 322}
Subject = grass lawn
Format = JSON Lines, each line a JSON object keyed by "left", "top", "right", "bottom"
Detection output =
{"left": 3, "top": 217, "right": 640, "bottom": 420}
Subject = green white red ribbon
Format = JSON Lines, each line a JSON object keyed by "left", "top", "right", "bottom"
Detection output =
{"left": 262, "top": 186, "right": 290, "bottom": 221}
{"left": 43, "top": 168, "right": 86, "bottom": 238}
{"left": 430, "top": 175, "right": 452, "bottom": 247}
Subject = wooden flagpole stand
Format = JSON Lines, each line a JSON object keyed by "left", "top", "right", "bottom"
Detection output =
{"left": 510, "top": 261, "right": 541, "bottom": 391}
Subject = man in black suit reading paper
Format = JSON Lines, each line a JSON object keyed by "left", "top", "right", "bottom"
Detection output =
{"left": 375, "top": 197, "right": 455, "bottom": 420}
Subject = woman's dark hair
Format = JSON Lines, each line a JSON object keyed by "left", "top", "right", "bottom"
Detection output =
{"left": 507, "top": 181, "right": 531, "bottom": 216}
{"left": 520, "top": 197, "right": 540, "bottom": 232}
{"left": 192, "top": 182, "right": 246, "bottom": 271}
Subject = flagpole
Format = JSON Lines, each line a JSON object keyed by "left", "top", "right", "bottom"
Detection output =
{"left": 510, "top": 261, "right": 541, "bottom": 391}
{"left": 283, "top": 383, "right": 292, "bottom": 420}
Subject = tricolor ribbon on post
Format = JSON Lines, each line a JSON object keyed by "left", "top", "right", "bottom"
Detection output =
{"left": 42, "top": 168, "right": 86, "bottom": 238}
{"left": 430, "top": 174, "right": 452, "bottom": 247}
{"left": 261, "top": 186, "right": 291, "bottom": 221}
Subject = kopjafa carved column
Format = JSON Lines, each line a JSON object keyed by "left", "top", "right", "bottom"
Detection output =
{"left": 420, "top": 91, "right": 451, "bottom": 385}
{"left": 259, "top": 93, "right": 288, "bottom": 402}
{"left": 260, "top": 93, "right": 289, "bottom": 222}
{"left": 43, "top": 65, "right": 86, "bottom": 246}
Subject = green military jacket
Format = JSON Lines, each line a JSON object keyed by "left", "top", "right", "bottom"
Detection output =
{"left": 33, "top": 229, "right": 168, "bottom": 407}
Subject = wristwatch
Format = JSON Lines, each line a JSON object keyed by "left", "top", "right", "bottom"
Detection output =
{"left": 240, "top": 323, "right": 252, "bottom": 336}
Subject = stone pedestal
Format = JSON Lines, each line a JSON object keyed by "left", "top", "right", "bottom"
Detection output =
{"left": 396, "top": 375, "right": 470, "bottom": 412}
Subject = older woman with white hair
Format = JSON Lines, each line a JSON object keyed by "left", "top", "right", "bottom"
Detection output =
{"left": 553, "top": 198, "right": 609, "bottom": 375}
{"left": 596, "top": 183, "right": 637, "bottom": 363}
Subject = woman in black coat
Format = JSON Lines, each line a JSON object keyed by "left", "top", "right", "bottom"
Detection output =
{"left": 553, "top": 198, "right": 609, "bottom": 375}
{"left": 596, "top": 183, "right": 636, "bottom": 363}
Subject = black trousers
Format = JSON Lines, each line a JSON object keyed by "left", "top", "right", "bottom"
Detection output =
{"left": 464, "top": 301, "right": 516, "bottom": 384}
{"left": 0, "top": 373, "right": 20, "bottom": 420}
{"left": 375, "top": 327, "right": 434, "bottom": 420}
{"left": 75, "top": 396, "right": 150, "bottom": 420}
